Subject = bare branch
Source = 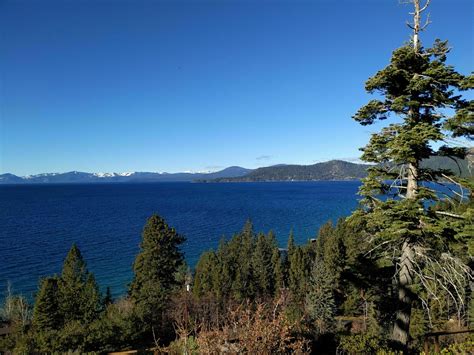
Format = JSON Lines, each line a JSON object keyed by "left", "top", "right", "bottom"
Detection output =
{"left": 364, "top": 240, "right": 395, "bottom": 256}
{"left": 420, "top": 13, "right": 431, "bottom": 31}
{"left": 433, "top": 210, "right": 465, "bottom": 219}
{"left": 420, "top": 0, "right": 431, "bottom": 13}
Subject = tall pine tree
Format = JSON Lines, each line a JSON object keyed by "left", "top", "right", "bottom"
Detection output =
{"left": 129, "top": 214, "right": 185, "bottom": 336}
{"left": 31, "top": 244, "right": 102, "bottom": 352}
{"left": 59, "top": 244, "right": 101, "bottom": 324}
{"left": 305, "top": 259, "right": 336, "bottom": 334}
{"left": 353, "top": 0, "right": 473, "bottom": 350}
{"left": 252, "top": 232, "right": 276, "bottom": 298}
{"left": 32, "top": 277, "right": 61, "bottom": 331}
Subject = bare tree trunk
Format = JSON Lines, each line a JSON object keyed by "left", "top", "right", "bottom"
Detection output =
{"left": 392, "top": 240, "right": 415, "bottom": 350}
{"left": 390, "top": 1, "right": 430, "bottom": 350}
{"left": 391, "top": 161, "right": 418, "bottom": 350}
{"left": 405, "top": 0, "right": 431, "bottom": 53}
{"left": 412, "top": 0, "right": 421, "bottom": 51}
{"left": 406, "top": 162, "right": 418, "bottom": 199}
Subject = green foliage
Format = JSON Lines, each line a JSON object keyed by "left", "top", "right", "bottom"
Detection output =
{"left": 58, "top": 244, "right": 102, "bottom": 324}
{"left": 192, "top": 250, "right": 219, "bottom": 298}
{"left": 354, "top": 40, "right": 472, "bottom": 192}
{"left": 272, "top": 245, "right": 285, "bottom": 292}
{"left": 439, "top": 340, "right": 474, "bottom": 354}
{"left": 30, "top": 244, "right": 104, "bottom": 352}
{"left": 409, "top": 307, "right": 429, "bottom": 350}
{"left": 252, "top": 232, "right": 276, "bottom": 297}
{"left": 318, "top": 221, "right": 346, "bottom": 289}
{"left": 192, "top": 221, "right": 284, "bottom": 302}
{"left": 305, "top": 260, "right": 336, "bottom": 333}
{"left": 287, "top": 232, "right": 311, "bottom": 301}
{"left": 128, "top": 214, "right": 185, "bottom": 342}
{"left": 165, "top": 336, "right": 199, "bottom": 354}
{"left": 86, "top": 298, "right": 140, "bottom": 352}
{"left": 353, "top": 17, "right": 473, "bottom": 349}
{"left": 339, "top": 332, "right": 387, "bottom": 354}
{"left": 82, "top": 274, "right": 102, "bottom": 323}
{"left": 32, "top": 277, "right": 61, "bottom": 330}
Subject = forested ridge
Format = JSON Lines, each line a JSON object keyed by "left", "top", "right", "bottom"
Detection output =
{"left": 1, "top": 0, "right": 473, "bottom": 353}
{"left": 210, "top": 160, "right": 370, "bottom": 182}
{"left": 208, "top": 156, "right": 472, "bottom": 182}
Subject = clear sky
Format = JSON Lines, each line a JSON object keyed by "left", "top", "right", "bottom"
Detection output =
{"left": 1, "top": 0, "right": 472, "bottom": 175}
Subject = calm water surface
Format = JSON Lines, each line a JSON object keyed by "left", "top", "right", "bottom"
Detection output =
{"left": 0, "top": 181, "right": 360, "bottom": 298}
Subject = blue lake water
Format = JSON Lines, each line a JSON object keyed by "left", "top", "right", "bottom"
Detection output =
{"left": 0, "top": 181, "right": 361, "bottom": 299}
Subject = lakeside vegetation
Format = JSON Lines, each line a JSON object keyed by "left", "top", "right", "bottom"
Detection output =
{"left": 1, "top": 205, "right": 472, "bottom": 353}
{"left": 1, "top": 0, "right": 473, "bottom": 353}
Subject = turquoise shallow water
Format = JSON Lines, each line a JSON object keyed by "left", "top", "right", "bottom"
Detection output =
{"left": 0, "top": 181, "right": 361, "bottom": 299}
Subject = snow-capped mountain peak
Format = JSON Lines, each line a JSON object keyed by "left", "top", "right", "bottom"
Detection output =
{"left": 24, "top": 173, "right": 59, "bottom": 179}
{"left": 92, "top": 172, "right": 136, "bottom": 178}
{"left": 0, "top": 166, "right": 253, "bottom": 184}
{"left": 94, "top": 172, "right": 113, "bottom": 178}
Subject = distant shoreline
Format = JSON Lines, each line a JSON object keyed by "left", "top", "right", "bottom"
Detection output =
{"left": 197, "top": 178, "right": 363, "bottom": 183}
{"left": 0, "top": 179, "right": 364, "bottom": 186}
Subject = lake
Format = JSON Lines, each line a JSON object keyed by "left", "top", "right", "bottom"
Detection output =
{"left": 0, "top": 181, "right": 361, "bottom": 299}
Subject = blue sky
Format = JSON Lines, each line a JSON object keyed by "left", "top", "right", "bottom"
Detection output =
{"left": 1, "top": 0, "right": 472, "bottom": 175}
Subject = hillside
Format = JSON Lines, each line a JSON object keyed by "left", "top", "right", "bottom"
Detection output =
{"left": 420, "top": 156, "right": 472, "bottom": 178}
{"left": 211, "top": 160, "right": 370, "bottom": 182}
{"left": 208, "top": 157, "right": 472, "bottom": 182}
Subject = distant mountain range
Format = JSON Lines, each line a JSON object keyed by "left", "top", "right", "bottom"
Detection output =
{"left": 0, "top": 166, "right": 252, "bottom": 184}
{"left": 1, "top": 157, "right": 471, "bottom": 185}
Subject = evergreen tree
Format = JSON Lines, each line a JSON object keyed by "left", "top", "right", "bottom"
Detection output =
{"left": 288, "top": 246, "right": 307, "bottom": 301}
{"left": 129, "top": 214, "right": 185, "bottom": 333}
{"left": 215, "top": 237, "right": 233, "bottom": 300}
{"left": 30, "top": 244, "right": 103, "bottom": 352}
{"left": 82, "top": 273, "right": 102, "bottom": 323}
{"left": 239, "top": 221, "right": 256, "bottom": 298}
{"left": 287, "top": 231, "right": 298, "bottom": 296}
{"left": 305, "top": 260, "right": 336, "bottom": 334}
{"left": 60, "top": 244, "right": 90, "bottom": 322}
{"left": 315, "top": 221, "right": 333, "bottom": 261}
{"left": 231, "top": 223, "right": 254, "bottom": 300}
{"left": 287, "top": 231, "right": 313, "bottom": 301}
{"left": 322, "top": 223, "right": 345, "bottom": 290}
{"left": 252, "top": 232, "right": 275, "bottom": 297}
{"left": 32, "top": 277, "right": 61, "bottom": 331}
{"left": 352, "top": 0, "right": 473, "bottom": 349}
{"left": 287, "top": 230, "right": 296, "bottom": 256}
{"left": 272, "top": 246, "right": 285, "bottom": 292}
{"left": 193, "top": 251, "right": 218, "bottom": 298}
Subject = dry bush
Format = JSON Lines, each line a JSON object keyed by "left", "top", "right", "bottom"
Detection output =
{"left": 195, "top": 301, "right": 309, "bottom": 354}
